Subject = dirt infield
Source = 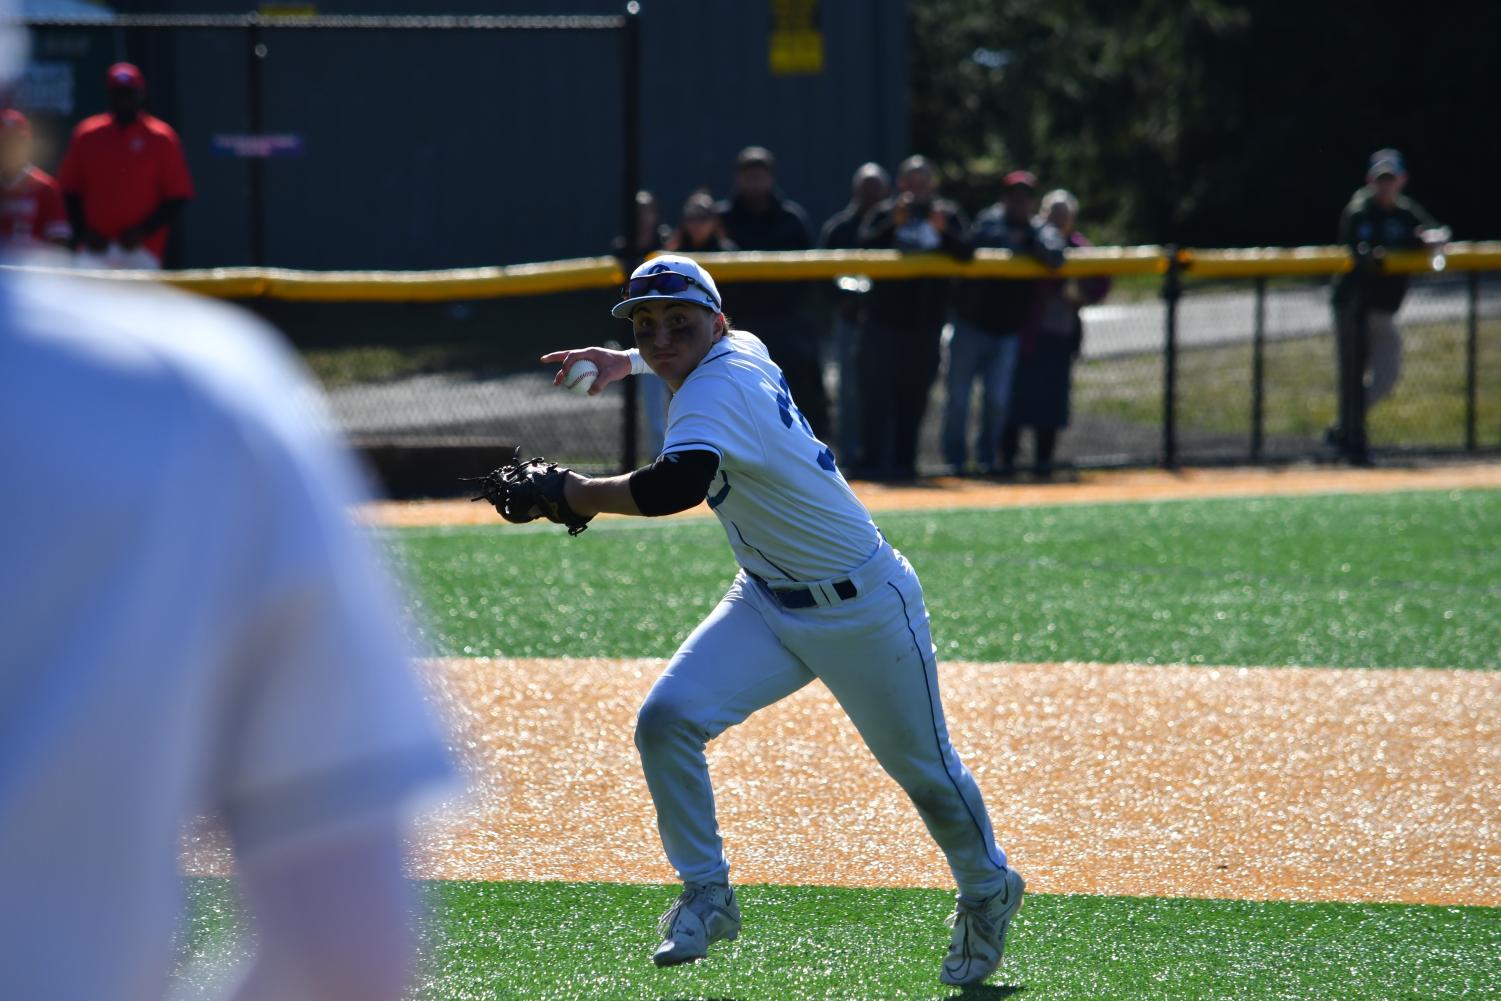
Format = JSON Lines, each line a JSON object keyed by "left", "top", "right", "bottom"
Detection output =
{"left": 360, "top": 461, "right": 1501, "bottom": 527}
{"left": 387, "top": 657, "right": 1499, "bottom": 907}
{"left": 270, "top": 462, "right": 1501, "bottom": 907}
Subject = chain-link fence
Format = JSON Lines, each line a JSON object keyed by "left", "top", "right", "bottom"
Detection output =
{"left": 226, "top": 256, "right": 1499, "bottom": 489}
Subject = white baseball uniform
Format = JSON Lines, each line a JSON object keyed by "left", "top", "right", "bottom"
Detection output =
{"left": 0, "top": 270, "right": 453, "bottom": 1001}
{"left": 633, "top": 331, "right": 1009, "bottom": 900}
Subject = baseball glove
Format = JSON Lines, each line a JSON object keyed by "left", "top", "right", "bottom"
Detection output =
{"left": 466, "top": 447, "right": 594, "bottom": 536}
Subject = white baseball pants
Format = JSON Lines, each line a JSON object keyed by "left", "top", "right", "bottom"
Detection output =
{"left": 634, "top": 544, "right": 1010, "bottom": 901}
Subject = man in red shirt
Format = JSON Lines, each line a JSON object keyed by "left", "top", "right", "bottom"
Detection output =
{"left": 0, "top": 109, "right": 70, "bottom": 252}
{"left": 58, "top": 62, "right": 194, "bottom": 269}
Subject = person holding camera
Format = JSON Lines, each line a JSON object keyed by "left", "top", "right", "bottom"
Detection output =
{"left": 855, "top": 155, "right": 970, "bottom": 480}
{"left": 945, "top": 171, "right": 1065, "bottom": 476}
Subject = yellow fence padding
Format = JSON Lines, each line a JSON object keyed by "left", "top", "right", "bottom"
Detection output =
{"left": 3, "top": 242, "right": 1496, "bottom": 303}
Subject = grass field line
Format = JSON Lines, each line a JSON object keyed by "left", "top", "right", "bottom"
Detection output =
{"left": 185, "top": 657, "right": 1501, "bottom": 909}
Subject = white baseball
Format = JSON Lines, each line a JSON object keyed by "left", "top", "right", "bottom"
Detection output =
{"left": 562, "top": 359, "right": 598, "bottom": 395}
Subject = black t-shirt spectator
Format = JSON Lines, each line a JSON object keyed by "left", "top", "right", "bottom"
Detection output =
{"left": 1333, "top": 190, "right": 1438, "bottom": 313}
{"left": 858, "top": 197, "right": 970, "bottom": 331}
{"left": 714, "top": 191, "right": 812, "bottom": 332}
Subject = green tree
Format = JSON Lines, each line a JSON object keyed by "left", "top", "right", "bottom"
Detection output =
{"left": 908, "top": 1, "right": 1499, "bottom": 246}
{"left": 909, "top": 0, "right": 1249, "bottom": 244}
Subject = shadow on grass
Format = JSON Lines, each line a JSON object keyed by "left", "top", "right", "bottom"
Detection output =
{"left": 941, "top": 985, "right": 1024, "bottom": 1001}
{"left": 655, "top": 983, "right": 1022, "bottom": 1001}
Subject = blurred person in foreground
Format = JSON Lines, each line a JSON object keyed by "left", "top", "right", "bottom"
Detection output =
{"left": 0, "top": 109, "right": 70, "bottom": 252}
{"left": 1326, "top": 148, "right": 1448, "bottom": 448}
{"left": 615, "top": 189, "right": 675, "bottom": 457}
{"left": 857, "top": 155, "right": 970, "bottom": 480}
{"left": 58, "top": 61, "right": 194, "bottom": 269}
{"left": 0, "top": 263, "right": 454, "bottom": 997}
{"left": 715, "top": 145, "right": 830, "bottom": 441}
{"left": 944, "top": 170, "right": 1063, "bottom": 476}
{"left": 818, "top": 162, "right": 890, "bottom": 463}
{"left": 1001, "top": 189, "right": 1110, "bottom": 478}
{"left": 666, "top": 190, "right": 737, "bottom": 254}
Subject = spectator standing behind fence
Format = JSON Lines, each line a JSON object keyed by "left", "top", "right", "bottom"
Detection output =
{"left": 856, "top": 156, "right": 969, "bottom": 481}
{"left": 58, "top": 62, "right": 193, "bottom": 270}
{"left": 714, "top": 146, "right": 830, "bottom": 442}
{"left": 818, "top": 162, "right": 890, "bottom": 464}
{"left": 613, "top": 189, "right": 673, "bottom": 259}
{"left": 1326, "top": 149, "right": 1448, "bottom": 448}
{"left": 0, "top": 266, "right": 454, "bottom": 1001}
{"left": 0, "top": 110, "right": 69, "bottom": 251}
{"left": 944, "top": 170, "right": 1063, "bottom": 476}
{"left": 665, "top": 190, "right": 737, "bottom": 254}
{"left": 1001, "top": 190, "right": 1109, "bottom": 478}
{"left": 615, "top": 190, "right": 675, "bottom": 457}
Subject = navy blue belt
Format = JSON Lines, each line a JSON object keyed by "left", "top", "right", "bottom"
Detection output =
{"left": 753, "top": 573, "right": 858, "bottom": 609}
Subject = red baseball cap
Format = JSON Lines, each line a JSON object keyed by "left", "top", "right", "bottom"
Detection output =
{"left": 106, "top": 62, "right": 146, "bottom": 91}
{"left": 1003, "top": 170, "right": 1039, "bottom": 191}
{"left": 0, "top": 109, "right": 30, "bottom": 137}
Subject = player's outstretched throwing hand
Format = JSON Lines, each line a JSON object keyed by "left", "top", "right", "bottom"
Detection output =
{"left": 541, "top": 347, "right": 633, "bottom": 397}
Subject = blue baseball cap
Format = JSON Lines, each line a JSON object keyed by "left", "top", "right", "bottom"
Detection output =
{"left": 1367, "top": 148, "right": 1405, "bottom": 180}
{"left": 612, "top": 255, "right": 723, "bottom": 319}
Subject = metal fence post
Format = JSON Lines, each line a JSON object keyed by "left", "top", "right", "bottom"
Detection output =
{"left": 1251, "top": 275, "right": 1266, "bottom": 462}
{"left": 1340, "top": 247, "right": 1373, "bottom": 466}
{"left": 248, "top": 20, "right": 265, "bottom": 266}
{"left": 1161, "top": 246, "right": 1183, "bottom": 469}
{"left": 1466, "top": 269, "right": 1479, "bottom": 452}
{"left": 617, "top": 1, "right": 642, "bottom": 474}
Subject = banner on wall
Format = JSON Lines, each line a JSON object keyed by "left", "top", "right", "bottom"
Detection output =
{"left": 770, "top": 0, "right": 822, "bottom": 76}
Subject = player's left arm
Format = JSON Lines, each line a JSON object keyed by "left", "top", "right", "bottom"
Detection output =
{"left": 564, "top": 449, "right": 719, "bottom": 518}
{"left": 1406, "top": 199, "right": 1448, "bottom": 247}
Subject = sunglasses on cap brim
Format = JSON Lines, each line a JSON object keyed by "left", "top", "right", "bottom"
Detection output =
{"left": 622, "top": 271, "right": 721, "bottom": 311}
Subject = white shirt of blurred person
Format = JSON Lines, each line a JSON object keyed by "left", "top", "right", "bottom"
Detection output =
{"left": 0, "top": 262, "right": 454, "bottom": 1001}
{"left": 0, "top": 108, "right": 70, "bottom": 253}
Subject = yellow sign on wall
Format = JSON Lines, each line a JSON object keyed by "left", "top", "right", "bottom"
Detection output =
{"left": 770, "top": 0, "right": 823, "bottom": 76}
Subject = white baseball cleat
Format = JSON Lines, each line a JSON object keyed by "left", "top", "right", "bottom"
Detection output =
{"left": 652, "top": 881, "right": 741, "bottom": 967}
{"left": 940, "top": 867, "right": 1025, "bottom": 986}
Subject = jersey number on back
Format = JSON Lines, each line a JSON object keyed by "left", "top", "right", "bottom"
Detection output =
{"left": 776, "top": 375, "right": 837, "bottom": 473}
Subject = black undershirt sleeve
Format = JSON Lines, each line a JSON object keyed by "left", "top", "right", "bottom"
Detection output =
{"left": 628, "top": 449, "right": 720, "bottom": 516}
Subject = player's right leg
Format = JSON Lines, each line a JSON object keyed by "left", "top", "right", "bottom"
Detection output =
{"left": 636, "top": 573, "right": 814, "bottom": 965}
{"left": 772, "top": 551, "right": 1019, "bottom": 985}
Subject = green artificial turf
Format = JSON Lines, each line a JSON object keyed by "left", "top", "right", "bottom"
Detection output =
{"left": 387, "top": 488, "right": 1501, "bottom": 669}
{"left": 176, "top": 878, "right": 1501, "bottom": 1000}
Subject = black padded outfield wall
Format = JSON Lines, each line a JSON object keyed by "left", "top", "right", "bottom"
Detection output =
{"left": 20, "top": 0, "right": 907, "bottom": 270}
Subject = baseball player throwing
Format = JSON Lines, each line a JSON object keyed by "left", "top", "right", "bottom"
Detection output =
{"left": 477, "top": 255, "right": 1022, "bottom": 986}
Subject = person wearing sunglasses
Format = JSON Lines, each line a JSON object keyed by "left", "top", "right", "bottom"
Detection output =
{"left": 536, "top": 255, "right": 1024, "bottom": 988}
